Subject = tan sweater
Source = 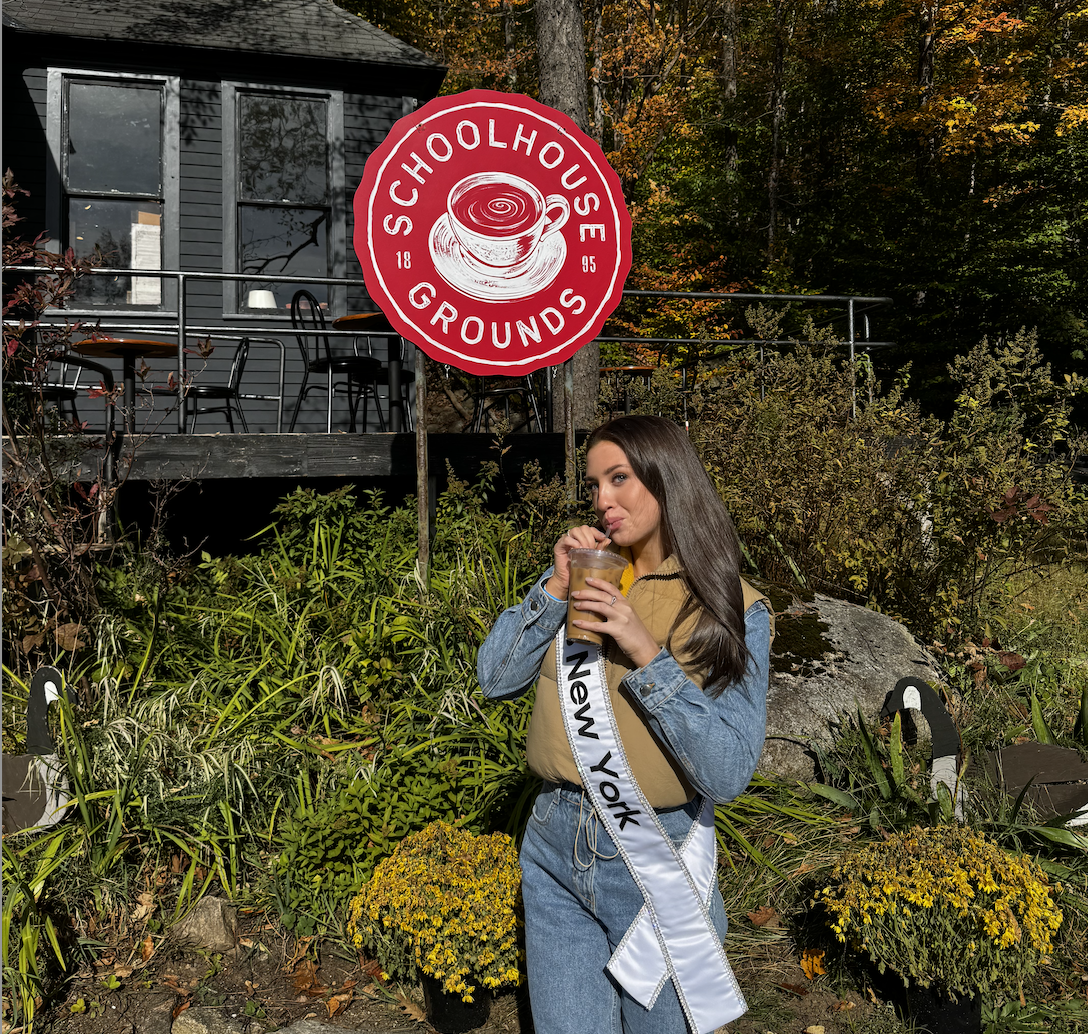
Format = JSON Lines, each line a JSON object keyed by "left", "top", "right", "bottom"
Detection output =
{"left": 525, "top": 556, "right": 772, "bottom": 807}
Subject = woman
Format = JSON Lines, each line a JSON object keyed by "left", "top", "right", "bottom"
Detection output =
{"left": 477, "top": 415, "right": 773, "bottom": 1034}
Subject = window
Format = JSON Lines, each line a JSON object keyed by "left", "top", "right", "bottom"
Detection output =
{"left": 46, "top": 71, "right": 179, "bottom": 310}
{"left": 224, "top": 86, "right": 345, "bottom": 314}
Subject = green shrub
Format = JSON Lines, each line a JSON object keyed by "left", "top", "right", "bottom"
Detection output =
{"left": 688, "top": 319, "right": 1087, "bottom": 642}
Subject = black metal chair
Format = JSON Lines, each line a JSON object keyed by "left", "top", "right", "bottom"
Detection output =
{"left": 187, "top": 337, "right": 251, "bottom": 432}
{"left": 289, "top": 290, "right": 382, "bottom": 433}
{"left": 469, "top": 371, "right": 546, "bottom": 433}
{"left": 356, "top": 332, "right": 415, "bottom": 431}
{"left": 13, "top": 353, "right": 115, "bottom": 434}
{"left": 151, "top": 337, "right": 251, "bottom": 432}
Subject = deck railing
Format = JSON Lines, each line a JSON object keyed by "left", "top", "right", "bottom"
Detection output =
{"left": 4, "top": 262, "right": 894, "bottom": 430}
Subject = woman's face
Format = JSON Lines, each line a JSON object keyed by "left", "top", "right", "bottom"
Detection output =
{"left": 586, "top": 440, "right": 663, "bottom": 557}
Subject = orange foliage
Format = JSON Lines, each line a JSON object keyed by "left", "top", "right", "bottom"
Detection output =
{"left": 863, "top": 0, "right": 1086, "bottom": 155}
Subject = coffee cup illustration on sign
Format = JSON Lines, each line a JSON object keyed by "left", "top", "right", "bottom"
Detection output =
{"left": 430, "top": 172, "right": 570, "bottom": 302}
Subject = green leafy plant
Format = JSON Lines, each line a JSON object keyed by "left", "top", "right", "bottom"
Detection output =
{"left": 274, "top": 747, "right": 495, "bottom": 937}
{"left": 1, "top": 828, "right": 78, "bottom": 1030}
{"left": 348, "top": 820, "right": 523, "bottom": 1001}
{"left": 808, "top": 707, "right": 957, "bottom": 829}
{"left": 688, "top": 319, "right": 1088, "bottom": 644}
{"left": 815, "top": 825, "right": 1063, "bottom": 999}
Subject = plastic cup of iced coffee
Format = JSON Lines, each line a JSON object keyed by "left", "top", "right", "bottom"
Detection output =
{"left": 566, "top": 548, "right": 629, "bottom": 645}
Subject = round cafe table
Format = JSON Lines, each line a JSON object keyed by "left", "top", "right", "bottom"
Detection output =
{"left": 73, "top": 337, "right": 176, "bottom": 434}
{"left": 599, "top": 365, "right": 656, "bottom": 416}
{"left": 332, "top": 313, "right": 407, "bottom": 432}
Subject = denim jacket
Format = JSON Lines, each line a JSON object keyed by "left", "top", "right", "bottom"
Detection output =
{"left": 477, "top": 567, "right": 772, "bottom": 806}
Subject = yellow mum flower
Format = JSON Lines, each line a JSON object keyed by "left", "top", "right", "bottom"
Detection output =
{"left": 347, "top": 820, "right": 524, "bottom": 997}
{"left": 814, "top": 825, "right": 1063, "bottom": 999}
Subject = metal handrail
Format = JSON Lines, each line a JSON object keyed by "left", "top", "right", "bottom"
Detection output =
{"left": 4, "top": 263, "right": 895, "bottom": 426}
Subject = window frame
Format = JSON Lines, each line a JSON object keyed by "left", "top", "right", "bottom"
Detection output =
{"left": 221, "top": 82, "right": 345, "bottom": 317}
{"left": 45, "top": 68, "right": 180, "bottom": 314}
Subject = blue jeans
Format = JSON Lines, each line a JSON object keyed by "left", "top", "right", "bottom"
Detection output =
{"left": 520, "top": 782, "right": 730, "bottom": 1034}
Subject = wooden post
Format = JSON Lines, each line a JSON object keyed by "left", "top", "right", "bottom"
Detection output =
{"left": 416, "top": 345, "right": 429, "bottom": 589}
{"left": 564, "top": 359, "right": 576, "bottom": 501}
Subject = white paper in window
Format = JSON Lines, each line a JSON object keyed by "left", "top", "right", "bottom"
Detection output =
{"left": 131, "top": 213, "right": 161, "bottom": 305}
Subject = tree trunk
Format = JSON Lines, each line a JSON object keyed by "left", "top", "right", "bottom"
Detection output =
{"left": 536, "top": 0, "right": 599, "bottom": 434}
{"left": 536, "top": 0, "right": 591, "bottom": 131}
{"left": 916, "top": 0, "right": 938, "bottom": 181}
{"left": 503, "top": 0, "right": 518, "bottom": 90}
{"left": 591, "top": 0, "right": 606, "bottom": 143}
{"left": 720, "top": 0, "right": 739, "bottom": 184}
{"left": 766, "top": 0, "right": 792, "bottom": 260}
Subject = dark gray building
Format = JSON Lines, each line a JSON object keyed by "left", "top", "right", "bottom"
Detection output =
{"left": 3, "top": 0, "right": 445, "bottom": 432}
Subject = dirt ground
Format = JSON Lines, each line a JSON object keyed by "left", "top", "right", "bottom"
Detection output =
{"left": 35, "top": 919, "right": 901, "bottom": 1034}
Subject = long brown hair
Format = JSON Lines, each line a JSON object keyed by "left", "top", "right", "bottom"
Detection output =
{"left": 586, "top": 415, "right": 751, "bottom": 695}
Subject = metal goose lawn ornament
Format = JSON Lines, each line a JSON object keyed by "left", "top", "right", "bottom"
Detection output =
{"left": 882, "top": 675, "right": 1088, "bottom": 828}
{"left": 2, "top": 666, "right": 74, "bottom": 834}
{"left": 881, "top": 676, "right": 968, "bottom": 821}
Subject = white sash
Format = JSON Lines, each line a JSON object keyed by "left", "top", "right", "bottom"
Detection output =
{"left": 554, "top": 633, "right": 747, "bottom": 1033}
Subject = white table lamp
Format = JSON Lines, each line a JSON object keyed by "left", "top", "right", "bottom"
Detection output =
{"left": 247, "top": 289, "right": 277, "bottom": 309}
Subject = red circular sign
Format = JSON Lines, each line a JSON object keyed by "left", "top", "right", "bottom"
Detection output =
{"left": 354, "top": 90, "right": 632, "bottom": 376}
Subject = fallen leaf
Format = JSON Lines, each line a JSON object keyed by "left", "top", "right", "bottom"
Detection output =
{"left": 396, "top": 994, "right": 427, "bottom": 1022}
{"left": 132, "top": 892, "right": 155, "bottom": 922}
{"left": 140, "top": 935, "right": 154, "bottom": 963}
{"left": 804, "top": 1026, "right": 825, "bottom": 1034}
{"left": 800, "top": 948, "right": 826, "bottom": 980}
{"left": 833, "top": 999, "right": 856, "bottom": 1012}
{"left": 285, "top": 936, "right": 314, "bottom": 970}
{"left": 21, "top": 632, "right": 45, "bottom": 654}
{"left": 112, "top": 965, "right": 134, "bottom": 979}
{"left": 55, "top": 622, "right": 86, "bottom": 651}
{"left": 997, "top": 651, "right": 1025, "bottom": 672}
{"left": 327, "top": 987, "right": 354, "bottom": 1017}
{"left": 362, "top": 958, "right": 385, "bottom": 981}
{"left": 171, "top": 1001, "right": 190, "bottom": 1021}
{"left": 776, "top": 982, "right": 810, "bottom": 997}
{"left": 161, "top": 974, "right": 193, "bottom": 997}
{"left": 747, "top": 905, "right": 779, "bottom": 928}
{"left": 292, "top": 959, "right": 327, "bottom": 996}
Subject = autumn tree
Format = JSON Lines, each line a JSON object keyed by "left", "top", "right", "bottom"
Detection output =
{"left": 343, "top": 0, "right": 1088, "bottom": 410}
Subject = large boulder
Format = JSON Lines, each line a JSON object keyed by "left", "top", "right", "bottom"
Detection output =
{"left": 755, "top": 581, "right": 944, "bottom": 780}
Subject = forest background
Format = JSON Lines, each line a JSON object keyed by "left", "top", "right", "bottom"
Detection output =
{"left": 346, "top": 0, "right": 1088, "bottom": 414}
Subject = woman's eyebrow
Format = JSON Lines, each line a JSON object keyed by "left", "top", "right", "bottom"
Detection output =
{"left": 587, "top": 463, "right": 628, "bottom": 482}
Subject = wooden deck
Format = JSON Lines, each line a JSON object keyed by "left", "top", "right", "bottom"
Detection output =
{"left": 97, "top": 431, "right": 571, "bottom": 482}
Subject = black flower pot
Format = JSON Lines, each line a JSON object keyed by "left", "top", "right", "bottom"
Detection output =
{"left": 420, "top": 974, "right": 492, "bottom": 1034}
{"left": 908, "top": 982, "right": 981, "bottom": 1034}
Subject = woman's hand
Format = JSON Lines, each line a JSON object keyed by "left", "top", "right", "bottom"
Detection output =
{"left": 570, "top": 577, "right": 661, "bottom": 669}
{"left": 544, "top": 525, "right": 610, "bottom": 601}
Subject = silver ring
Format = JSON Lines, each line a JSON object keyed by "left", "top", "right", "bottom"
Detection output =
{"left": 610, "top": 595, "right": 617, "bottom": 606}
